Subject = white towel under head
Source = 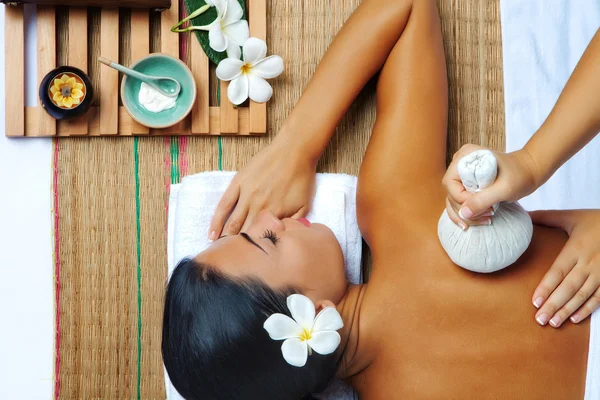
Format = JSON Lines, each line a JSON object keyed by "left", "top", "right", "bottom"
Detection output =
{"left": 166, "top": 171, "right": 361, "bottom": 400}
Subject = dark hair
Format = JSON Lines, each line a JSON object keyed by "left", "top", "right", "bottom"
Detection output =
{"left": 162, "top": 258, "right": 338, "bottom": 400}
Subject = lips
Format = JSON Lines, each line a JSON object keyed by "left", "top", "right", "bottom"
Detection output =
{"left": 296, "top": 218, "right": 312, "bottom": 227}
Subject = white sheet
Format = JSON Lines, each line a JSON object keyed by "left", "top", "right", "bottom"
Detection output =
{"left": 501, "top": 0, "right": 600, "bottom": 210}
{"left": 0, "top": 5, "right": 54, "bottom": 399}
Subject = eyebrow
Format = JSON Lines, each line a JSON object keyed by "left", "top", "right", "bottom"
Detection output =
{"left": 240, "top": 232, "right": 267, "bottom": 254}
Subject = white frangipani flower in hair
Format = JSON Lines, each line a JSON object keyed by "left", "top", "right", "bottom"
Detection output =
{"left": 263, "top": 294, "right": 344, "bottom": 367}
{"left": 216, "top": 37, "right": 284, "bottom": 106}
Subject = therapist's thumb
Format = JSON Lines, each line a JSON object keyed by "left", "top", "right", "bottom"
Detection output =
{"left": 459, "top": 187, "right": 504, "bottom": 220}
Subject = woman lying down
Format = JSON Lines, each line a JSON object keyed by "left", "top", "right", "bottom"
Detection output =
{"left": 162, "top": 0, "right": 600, "bottom": 398}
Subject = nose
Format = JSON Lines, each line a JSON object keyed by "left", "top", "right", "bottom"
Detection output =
{"left": 253, "top": 210, "right": 286, "bottom": 233}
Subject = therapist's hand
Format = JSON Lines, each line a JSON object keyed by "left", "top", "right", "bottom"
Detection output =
{"left": 530, "top": 209, "right": 600, "bottom": 328}
{"left": 208, "top": 137, "right": 316, "bottom": 239}
{"left": 442, "top": 144, "right": 541, "bottom": 229}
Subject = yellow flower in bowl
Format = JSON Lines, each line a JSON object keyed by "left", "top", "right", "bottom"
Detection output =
{"left": 49, "top": 73, "right": 86, "bottom": 109}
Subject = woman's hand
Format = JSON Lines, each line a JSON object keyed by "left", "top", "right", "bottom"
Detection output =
{"left": 208, "top": 136, "right": 317, "bottom": 240}
{"left": 442, "top": 144, "right": 541, "bottom": 229}
{"left": 530, "top": 209, "right": 600, "bottom": 328}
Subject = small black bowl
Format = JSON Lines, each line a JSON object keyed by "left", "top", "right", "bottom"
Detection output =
{"left": 39, "top": 66, "right": 94, "bottom": 120}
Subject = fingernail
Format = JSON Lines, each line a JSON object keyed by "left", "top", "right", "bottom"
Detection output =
{"left": 533, "top": 297, "right": 544, "bottom": 308}
{"left": 570, "top": 314, "right": 580, "bottom": 323}
{"left": 536, "top": 313, "right": 549, "bottom": 326}
{"left": 549, "top": 315, "right": 561, "bottom": 328}
{"left": 485, "top": 219, "right": 492, "bottom": 226}
{"left": 459, "top": 207, "right": 474, "bottom": 220}
{"left": 479, "top": 212, "right": 493, "bottom": 218}
{"left": 459, "top": 221, "right": 467, "bottom": 231}
{"left": 209, "top": 231, "right": 217, "bottom": 241}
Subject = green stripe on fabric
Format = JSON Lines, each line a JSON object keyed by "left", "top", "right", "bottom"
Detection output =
{"left": 133, "top": 137, "right": 142, "bottom": 400}
{"left": 217, "top": 80, "right": 223, "bottom": 171}
{"left": 170, "top": 137, "right": 180, "bottom": 184}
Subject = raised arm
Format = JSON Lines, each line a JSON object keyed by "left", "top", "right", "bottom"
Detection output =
{"left": 209, "top": 0, "right": 415, "bottom": 238}
{"left": 443, "top": 28, "right": 600, "bottom": 227}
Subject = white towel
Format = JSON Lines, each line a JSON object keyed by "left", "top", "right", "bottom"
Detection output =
{"left": 166, "top": 171, "right": 361, "bottom": 400}
{"left": 501, "top": 2, "right": 600, "bottom": 398}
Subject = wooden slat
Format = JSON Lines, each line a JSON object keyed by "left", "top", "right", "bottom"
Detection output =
{"left": 59, "top": 7, "right": 89, "bottom": 136}
{"left": 129, "top": 9, "right": 150, "bottom": 135}
{"left": 158, "top": 0, "right": 184, "bottom": 134}
{"left": 27, "top": 106, "right": 252, "bottom": 136}
{"left": 4, "top": 5, "right": 25, "bottom": 137}
{"left": 98, "top": 8, "right": 119, "bottom": 135}
{"left": 219, "top": 80, "right": 238, "bottom": 133}
{"left": 36, "top": 6, "right": 56, "bottom": 136}
{"left": 190, "top": 34, "right": 209, "bottom": 134}
{"left": 248, "top": 0, "right": 267, "bottom": 134}
{"left": 160, "top": 0, "right": 179, "bottom": 58}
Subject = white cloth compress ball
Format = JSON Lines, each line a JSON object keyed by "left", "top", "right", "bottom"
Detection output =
{"left": 438, "top": 150, "right": 533, "bottom": 273}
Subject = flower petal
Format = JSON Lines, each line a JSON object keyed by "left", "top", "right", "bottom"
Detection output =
{"left": 210, "top": 0, "right": 226, "bottom": 15}
{"left": 243, "top": 37, "right": 267, "bottom": 65}
{"left": 53, "top": 80, "right": 63, "bottom": 91}
{"left": 66, "top": 77, "right": 77, "bottom": 87}
{"left": 225, "top": 41, "right": 242, "bottom": 60}
{"left": 281, "top": 338, "right": 308, "bottom": 367}
{"left": 248, "top": 73, "right": 273, "bottom": 103}
{"left": 209, "top": 24, "right": 228, "bottom": 52}
{"left": 264, "top": 313, "right": 303, "bottom": 340}
{"left": 63, "top": 97, "right": 74, "bottom": 108}
{"left": 72, "top": 88, "right": 84, "bottom": 99}
{"left": 227, "top": 75, "right": 248, "bottom": 105}
{"left": 204, "top": 0, "right": 215, "bottom": 6}
{"left": 312, "top": 306, "right": 344, "bottom": 332}
{"left": 216, "top": 58, "right": 244, "bottom": 81}
{"left": 307, "top": 331, "right": 341, "bottom": 355}
{"left": 287, "top": 294, "right": 315, "bottom": 330}
{"left": 223, "top": 20, "right": 249, "bottom": 46}
{"left": 74, "top": 82, "right": 84, "bottom": 91}
{"left": 59, "top": 74, "right": 70, "bottom": 83}
{"left": 252, "top": 55, "right": 283, "bottom": 79}
{"left": 72, "top": 97, "right": 81, "bottom": 105}
{"left": 52, "top": 92, "right": 63, "bottom": 102}
{"left": 50, "top": 86, "right": 59, "bottom": 95}
{"left": 222, "top": 0, "right": 244, "bottom": 25}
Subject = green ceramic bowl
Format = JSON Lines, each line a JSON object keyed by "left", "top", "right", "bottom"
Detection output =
{"left": 121, "top": 53, "right": 196, "bottom": 129}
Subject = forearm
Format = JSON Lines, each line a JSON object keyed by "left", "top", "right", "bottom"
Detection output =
{"left": 524, "top": 28, "right": 600, "bottom": 184}
{"left": 276, "top": 0, "right": 413, "bottom": 166}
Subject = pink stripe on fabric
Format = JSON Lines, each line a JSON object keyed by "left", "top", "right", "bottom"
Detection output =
{"left": 52, "top": 139, "right": 61, "bottom": 400}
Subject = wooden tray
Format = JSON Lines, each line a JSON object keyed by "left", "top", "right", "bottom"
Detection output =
{"left": 4, "top": 0, "right": 267, "bottom": 137}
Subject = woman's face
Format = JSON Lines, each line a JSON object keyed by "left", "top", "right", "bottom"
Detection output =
{"left": 196, "top": 211, "right": 347, "bottom": 303}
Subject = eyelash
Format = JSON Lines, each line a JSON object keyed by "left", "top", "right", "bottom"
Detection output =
{"left": 262, "top": 229, "right": 280, "bottom": 245}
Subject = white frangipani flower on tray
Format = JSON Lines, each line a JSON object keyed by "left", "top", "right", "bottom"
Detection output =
{"left": 263, "top": 294, "right": 344, "bottom": 367}
{"left": 203, "top": 0, "right": 249, "bottom": 59}
{"left": 216, "top": 37, "right": 284, "bottom": 106}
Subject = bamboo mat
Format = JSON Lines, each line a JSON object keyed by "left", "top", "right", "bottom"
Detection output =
{"left": 53, "top": 0, "right": 505, "bottom": 398}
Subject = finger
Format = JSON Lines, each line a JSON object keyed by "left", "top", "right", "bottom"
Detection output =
{"left": 291, "top": 205, "right": 309, "bottom": 219}
{"left": 460, "top": 184, "right": 505, "bottom": 220}
{"left": 446, "top": 198, "right": 467, "bottom": 230}
{"left": 548, "top": 276, "right": 597, "bottom": 328}
{"left": 447, "top": 196, "right": 494, "bottom": 220}
{"left": 208, "top": 183, "right": 241, "bottom": 240}
{"left": 535, "top": 267, "right": 588, "bottom": 326}
{"left": 222, "top": 202, "right": 250, "bottom": 236}
{"left": 531, "top": 245, "right": 578, "bottom": 308}
{"left": 529, "top": 210, "right": 576, "bottom": 235}
{"left": 443, "top": 177, "right": 471, "bottom": 205}
{"left": 570, "top": 287, "right": 600, "bottom": 324}
{"left": 240, "top": 207, "right": 260, "bottom": 233}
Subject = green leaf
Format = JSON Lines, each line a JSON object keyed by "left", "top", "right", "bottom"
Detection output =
{"left": 183, "top": 0, "right": 247, "bottom": 65}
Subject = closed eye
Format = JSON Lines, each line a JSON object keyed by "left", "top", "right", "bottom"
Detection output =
{"left": 262, "top": 229, "right": 280, "bottom": 245}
